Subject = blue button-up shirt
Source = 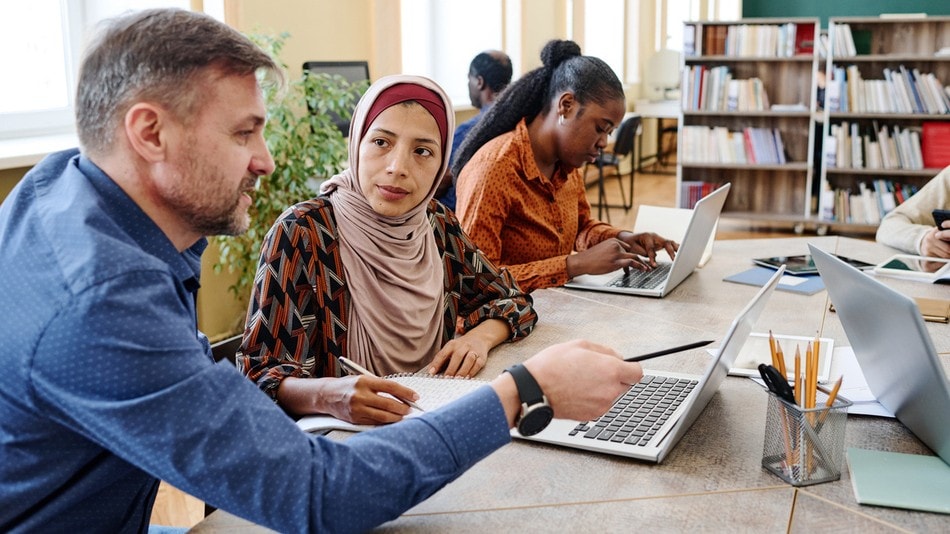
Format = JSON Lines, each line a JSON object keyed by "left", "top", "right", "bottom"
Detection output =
{"left": 0, "top": 149, "right": 511, "bottom": 533}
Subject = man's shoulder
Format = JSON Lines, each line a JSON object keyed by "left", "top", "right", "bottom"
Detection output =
{"left": 452, "top": 115, "right": 479, "bottom": 148}
{"left": 4, "top": 150, "right": 170, "bottom": 293}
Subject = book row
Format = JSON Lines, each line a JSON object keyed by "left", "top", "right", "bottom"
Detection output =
{"left": 830, "top": 23, "right": 860, "bottom": 57}
{"left": 684, "top": 22, "right": 815, "bottom": 58}
{"left": 826, "top": 64, "right": 950, "bottom": 115}
{"left": 681, "top": 126, "right": 787, "bottom": 165}
{"left": 681, "top": 66, "right": 775, "bottom": 112}
{"left": 824, "top": 122, "right": 925, "bottom": 170}
{"left": 818, "top": 179, "right": 920, "bottom": 224}
{"left": 680, "top": 181, "right": 722, "bottom": 210}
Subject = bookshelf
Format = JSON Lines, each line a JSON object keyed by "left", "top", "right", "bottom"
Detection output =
{"left": 817, "top": 16, "right": 950, "bottom": 232}
{"left": 678, "top": 19, "right": 821, "bottom": 231}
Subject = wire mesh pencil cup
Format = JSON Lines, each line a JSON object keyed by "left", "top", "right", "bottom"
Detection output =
{"left": 761, "top": 390, "right": 852, "bottom": 486}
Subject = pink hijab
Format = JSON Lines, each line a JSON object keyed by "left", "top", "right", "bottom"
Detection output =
{"left": 319, "top": 75, "right": 455, "bottom": 375}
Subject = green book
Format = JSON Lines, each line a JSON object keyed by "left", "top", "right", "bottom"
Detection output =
{"left": 847, "top": 448, "right": 950, "bottom": 514}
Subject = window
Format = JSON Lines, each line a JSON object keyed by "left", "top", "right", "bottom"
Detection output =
{"left": 663, "top": 0, "right": 741, "bottom": 52}
{"left": 400, "top": 0, "right": 504, "bottom": 107}
{"left": 578, "top": 0, "right": 627, "bottom": 83}
{"left": 0, "top": 0, "right": 197, "bottom": 141}
{"left": 0, "top": 1, "right": 76, "bottom": 138}
{"left": 663, "top": 0, "right": 700, "bottom": 52}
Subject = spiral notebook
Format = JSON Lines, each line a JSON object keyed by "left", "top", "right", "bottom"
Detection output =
{"left": 295, "top": 373, "right": 489, "bottom": 434}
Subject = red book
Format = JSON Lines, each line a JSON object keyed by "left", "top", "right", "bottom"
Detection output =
{"left": 794, "top": 24, "right": 816, "bottom": 55}
{"left": 922, "top": 122, "right": 950, "bottom": 169}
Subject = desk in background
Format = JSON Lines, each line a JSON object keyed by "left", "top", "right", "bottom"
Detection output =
{"left": 634, "top": 99, "right": 679, "bottom": 173}
{"left": 192, "top": 237, "right": 949, "bottom": 533}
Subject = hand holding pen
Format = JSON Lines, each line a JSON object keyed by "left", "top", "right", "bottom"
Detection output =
{"left": 338, "top": 357, "right": 425, "bottom": 412}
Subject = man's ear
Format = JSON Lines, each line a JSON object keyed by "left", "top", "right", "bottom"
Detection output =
{"left": 124, "top": 103, "right": 167, "bottom": 162}
{"left": 475, "top": 74, "right": 487, "bottom": 91}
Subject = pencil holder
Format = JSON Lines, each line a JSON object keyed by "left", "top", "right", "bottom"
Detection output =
{"left": 761, "top": 390, "right": 851, "bottom": 486}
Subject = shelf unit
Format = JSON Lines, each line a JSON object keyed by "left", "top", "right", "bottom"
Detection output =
{"left": 678, "top": 18, "right": 821, "bottom": 230}
{"left": 817, "top": 16, "right": 950, "bottom": 232}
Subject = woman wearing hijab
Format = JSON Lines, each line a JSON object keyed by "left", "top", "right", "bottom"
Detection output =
{"left": 239, "top": 75, "right": 537, "bottom": 425}
{"left": 453, "top": 40, "right": 678, "bottom": 293}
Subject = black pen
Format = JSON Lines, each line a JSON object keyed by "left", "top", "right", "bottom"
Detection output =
{"left": 338, "top": 357, "right": 425, "bottom": 412}
{"left": 624, "top": 339, "right": 715, "bottom": 362}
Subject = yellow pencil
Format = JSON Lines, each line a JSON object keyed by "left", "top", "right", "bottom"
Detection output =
{"left": 816, "top": 375, "right": 844, "bottom": 429}
{"left": 794, "top": 345, "right": 802, "bottom": 407}
{"left": 809, "top": 341, "right": 819, "bottom": 409}
{"left": 775, "top": 339, "right": 787, "bottom": 378}
{"left": 768, "top": 330, "right": 778, "bottom": 369}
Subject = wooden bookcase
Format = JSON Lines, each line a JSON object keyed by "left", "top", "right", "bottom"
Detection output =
{"left": 816, "top": 16, "right": 950, "bottom": 233}
{"left": 678, "top": 18, "right": 820, "bottom": 231}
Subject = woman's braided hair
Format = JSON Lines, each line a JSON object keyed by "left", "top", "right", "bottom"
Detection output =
{"left": 451, "top": 39, "right": 624, "bottom": 178}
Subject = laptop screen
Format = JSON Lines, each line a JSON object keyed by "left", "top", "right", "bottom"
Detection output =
{"left": 811, "top": 245, "right": 950, "bottom": 464}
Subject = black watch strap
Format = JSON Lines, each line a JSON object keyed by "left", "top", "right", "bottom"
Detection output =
{"left": 505, "top": 363, "right": 545, "bottom": 405}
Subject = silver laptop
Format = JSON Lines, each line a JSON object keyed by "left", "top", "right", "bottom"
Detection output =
{"left": 810, "top": 245, "right": 950, "bottom": 464}
{"left": 564, "top": 183, "right": 730, "bottom": 297}
{"left": 514, "top": 264, "right": 784, "bottom": 463}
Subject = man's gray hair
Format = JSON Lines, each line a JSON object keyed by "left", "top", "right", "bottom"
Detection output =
{"left": 76, "top": 8, "right": 283, "bottom": 156}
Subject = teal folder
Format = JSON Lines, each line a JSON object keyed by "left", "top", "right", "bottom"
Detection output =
{"left": 847, "top": 448, "right": 950, "bottom": 514}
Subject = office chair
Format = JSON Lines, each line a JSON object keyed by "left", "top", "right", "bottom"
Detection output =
{"left": 588, "top": 115, "right": 640, "bottom": 223}
{"left": 657, "top": 120, "right": 678, "bottom": 168}
{"left": 209, "top": 333, "right": 242, "bottom": 365}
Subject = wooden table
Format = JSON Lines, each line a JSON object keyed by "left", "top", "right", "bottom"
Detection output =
{"left": 191, "top": 237, "right": 950, "bottom": 533}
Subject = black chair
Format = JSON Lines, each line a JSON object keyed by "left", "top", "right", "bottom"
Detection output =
{"left": 210, "top": 333, "right": 242, "bottom": 365}
{"left": 656, "top": 119, "right": 678, "bottom": 168}
{"left": 588, "top": 115, "right": 640, "bottom": 223}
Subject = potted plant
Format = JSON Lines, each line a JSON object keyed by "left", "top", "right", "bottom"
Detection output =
{"left": 213, "top": 32, "right": 367, "bottom": 304}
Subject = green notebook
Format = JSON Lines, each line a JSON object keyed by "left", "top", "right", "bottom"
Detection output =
{"left": 847, "top": 448, "right": 950, "bottom": 514}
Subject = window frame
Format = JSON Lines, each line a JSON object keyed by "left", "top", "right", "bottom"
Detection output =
{"left": 0, "top": 0, "right": 83, "bottom": 140}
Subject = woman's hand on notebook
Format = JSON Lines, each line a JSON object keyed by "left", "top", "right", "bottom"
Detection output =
{"left": 278, "top": 374, "right": 417, "bottom": 425}
{"left": 430, "top": 319, "right": 510, "bottom": 378}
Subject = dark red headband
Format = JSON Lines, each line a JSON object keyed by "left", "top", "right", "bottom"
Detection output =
{"left": 362, "top": 83, "right": 448, "bottom": 149}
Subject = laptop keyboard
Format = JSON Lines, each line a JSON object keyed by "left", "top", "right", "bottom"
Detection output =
{"left": 607, "top": 263, "right": 672, "bottom": 289}
{"left": 568, "top": 375, "right": 698, "bottom": 447}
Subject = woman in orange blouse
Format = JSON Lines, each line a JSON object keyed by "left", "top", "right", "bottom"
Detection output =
{"left": 453, "top": 40, "right": 678, "bottom": 292}
{"left": 240, "top": 75, "right": 537, "bottom": 425}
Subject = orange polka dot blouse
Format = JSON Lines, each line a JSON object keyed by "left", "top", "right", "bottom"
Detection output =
{"left": 455, "top": 118, "right": 620, "bottom": 292}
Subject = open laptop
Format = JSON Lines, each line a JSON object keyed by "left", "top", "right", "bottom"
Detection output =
{"left": 514, "top": 264, "right": 784, "bottom": 463}
{"left": 810, "top": 245, "right": 950, "bottom": 464}
{"left": 564, "top": 183, "right": 730, "bottom": 297}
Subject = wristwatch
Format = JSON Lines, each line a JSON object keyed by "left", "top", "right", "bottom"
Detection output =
{"left": 505, "top": 363, "right": 554, "bottom": 436}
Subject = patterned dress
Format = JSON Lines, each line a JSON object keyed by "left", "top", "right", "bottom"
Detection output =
{"left": 239, "top": 197, "right": 537, "bottom": 400}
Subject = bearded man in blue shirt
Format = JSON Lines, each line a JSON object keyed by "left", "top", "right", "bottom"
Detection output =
{"left": 0, "top": 8, "right": 643, "bottom": 533}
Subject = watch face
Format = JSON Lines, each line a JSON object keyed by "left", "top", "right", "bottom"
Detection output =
{"left": 519, "top": 403, "right": 554, "bottom": 436}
